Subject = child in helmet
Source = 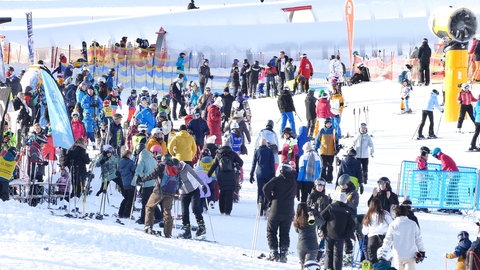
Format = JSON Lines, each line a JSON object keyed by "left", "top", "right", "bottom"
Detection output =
{"left": 95, "top": 144, "right": 120, "bottom": 196}
{"left": 400, "top": 79, "right": 413, "bottom": 113}
{"left": 126, "top": 89, "right": 137, "bottom": 124}
{"left": 82, "top": 111, "right": 98, "bottom": 149}
{"left": 71, "top": 111, "right": 86, "bottom": 142}
{"left": 446, "top": 231, "right": 472, "bottom": 270}
{"left": 136, "top": 87, "right": 150, "bottom": 106}
{"left": 351, "top": 122, "right": 374, "bottom": 184}
{"left": 99, "top": 99, "right": 113, "bottom": 125}
{"left": 415, "top": 146, "right": 430, "bottom": 212}
{"left": 55, "top": 166, "right": 70, "bottom": 202}
{"left": 105, "top": 89, "right": 122, "bottom": 114}
{"left": 197, "top": 148, "right": 217, "bottom": 209}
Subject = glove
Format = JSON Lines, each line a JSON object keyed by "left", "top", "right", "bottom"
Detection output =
{"left": 415, "top": 251, "right": 426, "bottom": 263}
{"left": 359, "top": 185, "right": 364, "bottom": 195}
{"left": 445, "top": 253, "right": 456, "bottom": 259}
{"left": 136, "top": 176, "right": 143, "bottom": 183}
{"left": 42, "top": 161, "right": 49, "bottom": 166}
{"left": 249, "top": 176, "right": 255, "bottom": 184}
{"left": 441, "top": 109, "right": 444, "bottom": 113}
{"left": 201, "top": 185, "right": 208, "bottom": 193}
{"left": 370, "top": 154, "right": 374, "bottom": 158}
{"left": 209, "top": 75, "right": 214, "bottom": 79}
{"left": 401, "top": 97, "right": 404, "bottom": 100}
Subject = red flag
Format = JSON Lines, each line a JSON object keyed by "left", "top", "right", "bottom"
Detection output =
{"left": 345, "top": 0, "right": 355, "bottom": 68}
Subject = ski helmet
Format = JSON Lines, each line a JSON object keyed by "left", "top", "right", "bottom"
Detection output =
{"left": 141, "top": 86, "right": 149, "bottom": 92}
{"left": 103, "top": 100, "right": 111, "bottom": 107}
{"left": 159, "top": 112, "right": 167, "bottom": 119}
{"left": 279, "top": 162, "right": 293, "bottom": 173}
{"left": 201, "top": 148, "right": 211, "bottom": 157}
{"left": 7, "top": 147, "right": 17, "bottom": 158}
{"left": 420, "top": 146, "right": 430, "bottom": 155}
{"left": 377, "top": 176, "right": 390, "bottom": 185}
{"left": 347, "top": 148, "right": 357, "bottom": 156}
{"left": 131, "top": 89, "right": 137, "bottom": 94}
{"left": 325, "top": 117, "right": 332, "bottom": 125}
{"left": 431, "top": 147, "right": 441, "bottom": 158}
{"left": 230, "top": 122, "right": 239, "bottom": 130}
{"left": 97, "top": 76, "right": 106, "bottom": 84}
{"left": 102, "top": 144, "right": 114, "bottom": 153}
{"left": 359, "top": 122, "right": 367, "bottom": 132}
{"left": 282, "top": 127, "right": 292, "bottom": 136}
{"left": 458, "top": 231, "right": 469, "bottom": 241}
{"left": 138, "top": 124, "right": 148, "bottom": 133}
{"left": 151, "top": 127, "right": 162, "bottom": 136}
{"left": 314, "top": 178, "right": 326, "bottom": 186}
{"left": 266, "top": 120, "right": 274, "bottom": 129}
{"left": 303, "top": 260, "right": 321, "bottom": 270}
{"left": 150, "top": 145, "right": 162, "bottom": 155}
{"left": 337, "top": 174, "right": 351, "bottom": 186}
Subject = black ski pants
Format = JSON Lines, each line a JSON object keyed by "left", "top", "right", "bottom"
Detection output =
{"left": 357, "top": 157, "right": 369, "bottom": 183}
{"left": 320, "top": 155, "right": 334, "bottom": 183}
{"left": 419, "top": 62, "right": 430, "bottom": 86}
{"left": 172, "top": 98, "right": 185, "bottom": 120}
{"left": 219, "top": 189, "right": 233, "bottom": 215}
{"left": 367, "top": 234, "right": 385, "bottom": 264}
{"left": 266, "top": 215, "right": 293, "bottom": 251}
{"left": 307, "top": 118, "right": 316, "bottom": 138}
{"left": 297, "top": 181, "right": 314, "bottom": 203}
{"left": 181, "top": 188, "right": 204, "bottom": 226}
{"left": 471, "top": 122, "right": 480, "bottom": 147}
{"left": 325, "top": 236, "right": 344, "bottom": 270}
{"left": 119, "top": 187, "right": 134, "bottom": 218}
{"left": 457, "top": 104, "right": 475, "bottom": 129}
{"left": 418, "top": 110, "right": 435, "bottom": 137}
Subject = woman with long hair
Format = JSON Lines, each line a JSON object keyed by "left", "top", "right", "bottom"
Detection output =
{"left": 362, "top": 197, "right": 393, "bottom": 264}
{"left": 294, "top": 202, "right": 320, "bottom": 268}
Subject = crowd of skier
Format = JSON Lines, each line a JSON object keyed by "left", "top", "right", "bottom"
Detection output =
{"left": 1, "top": 41, "right": 480, "bottom": 270}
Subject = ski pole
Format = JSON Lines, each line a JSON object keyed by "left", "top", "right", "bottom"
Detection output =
{"left": 204, "top": 198, "right": 216, "bottom": 242}
{"left": 411, "top": 123, "right": 421, "bottom": 140}
{"left": 294, "top": 111, "right": 303, "bottom": 124}
{"left": 251, "top": 200, "right": 262, "bottom": 259}
{"left": 128, "top": 185, "right": 139, "bottom": 226}
{"left": 436, "top": 111, "right": 443, "bottom": 136}
{"left": 353, "top": 108, "right": 357, "bottom": 135}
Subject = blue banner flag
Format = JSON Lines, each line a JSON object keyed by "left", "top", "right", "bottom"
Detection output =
{"left": 26, "top": 12, "right": 34, "bottom": 64}
{"left": 40, "top": 68, "right": 74, "bottom": 149}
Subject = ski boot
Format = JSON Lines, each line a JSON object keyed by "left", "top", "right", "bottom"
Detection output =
{"left": 279, "top": 247, "right": 288, "bottom": 263}
{"left": 343, "top": 253, "right": 353, "bottom": 267}
{"left": 179, "top": 225, "right": 192, "bottom": 239}
{"left": 266, "top": 249, "right": 279, "bottom": 262}
{"left": 195, "top": 221, "right": 206, "bottom": 237}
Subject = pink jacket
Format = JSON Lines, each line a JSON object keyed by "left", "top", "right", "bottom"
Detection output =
{"left": 71, "top": 120, "right": 86, "bottom": 141}
{"left": 457, "top": 91, "right": 478, "bottom": 106}
{"left": 316, "top": 98, "right": 335, "bottom": 119}
{"left": 207, "top": 105, "right": 222, "bottom": 145}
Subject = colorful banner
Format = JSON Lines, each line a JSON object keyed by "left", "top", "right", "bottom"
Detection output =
{"left": 0, "top": 38, "right": 4, "bottom": 83}
{"left": 345, "top": 0, "right": 355, "bottom": 68}
{"left": 26, "top": 12, "right": 34, "bottom": 64}
{"left": 40, "top": 68, "right": 74, "bottom": 149}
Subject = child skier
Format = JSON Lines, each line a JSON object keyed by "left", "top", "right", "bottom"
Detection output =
{"left": 126, "top": 89, "right": 137, "bottom": 125}
{"left": 415, "top": 146, "right": 430, "bottom": 212}
{"left": 446, "top": 231, "right": 472, "bottom": 270}
{"left": 400, "top": 78, "right": 412, "bottom": 113}
{"left": 82, "top": 111, "right": 98, "bottom": 149}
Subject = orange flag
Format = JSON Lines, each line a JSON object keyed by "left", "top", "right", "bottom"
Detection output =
{"left": 345, "top": 0, "right": 355, "bottom": 68}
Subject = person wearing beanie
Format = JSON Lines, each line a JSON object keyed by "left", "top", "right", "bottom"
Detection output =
{"left": 296, "top": 141, "right": 321, "bottom": 202}
{"left": 320, "top": 189, "right": 356, "bottom": 270}
{"left": 417, "top": 89, "right": 443, "bottom": 140}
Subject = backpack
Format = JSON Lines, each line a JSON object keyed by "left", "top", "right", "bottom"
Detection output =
{"left": 160, "top": 165, "right": 180, "bottom": 195}
{"left": 219, "top": 153, "right": 235, "bottom": 172}
{"left": 64, "top": 84, "right": 77, "bottom": 108}
{"left": 398, "top": 70, "right": 407, "bottom": 84}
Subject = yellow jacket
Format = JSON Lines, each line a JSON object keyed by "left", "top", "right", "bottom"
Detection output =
{"left": 146, "top": 137, "right": 167, "bottom": 156}
{"left": 167, "top": 130, "right": 197, "bottom": 162}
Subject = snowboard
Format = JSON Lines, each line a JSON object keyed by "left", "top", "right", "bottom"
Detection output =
{"left": 81, "top": 41, "right": 88, "bottom": 62}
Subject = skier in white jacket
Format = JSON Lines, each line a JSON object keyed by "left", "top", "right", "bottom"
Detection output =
{"left": 382, "top": 205, "right": 425, "bottom": 270}
{"left": 351, "top": 122, "right": 374, "bottom": 184}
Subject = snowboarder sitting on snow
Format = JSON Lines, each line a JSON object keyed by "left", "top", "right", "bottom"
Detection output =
{"left": 446, "top": 231, "right": 472, "bottom": 270}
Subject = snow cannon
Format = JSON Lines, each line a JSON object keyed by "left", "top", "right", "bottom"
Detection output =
{"left": 429, "top": 6, "right": 477, "bottom": 122}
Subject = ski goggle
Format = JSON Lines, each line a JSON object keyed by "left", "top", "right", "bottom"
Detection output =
{"left": 314, "top": 179, "right": 326, "bottom": 186}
